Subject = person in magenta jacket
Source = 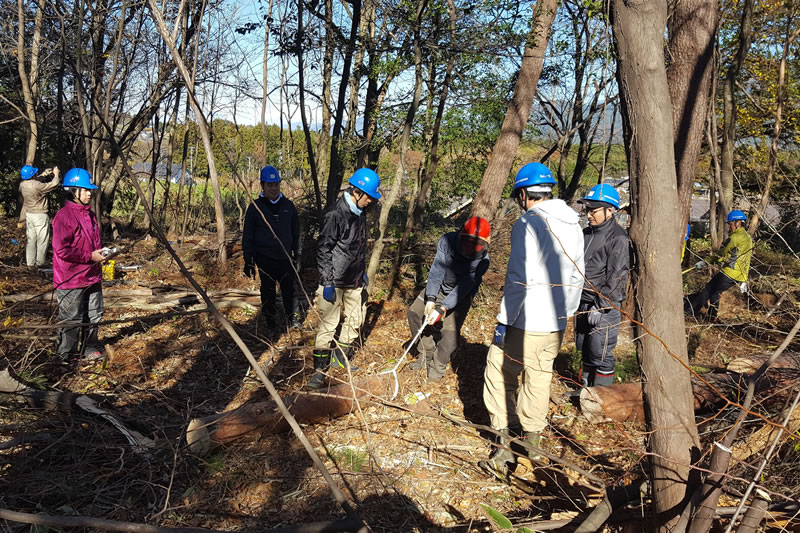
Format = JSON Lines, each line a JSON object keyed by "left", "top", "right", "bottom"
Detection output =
{"left": 52, "top": 168, "right": 106, "bottom": 361}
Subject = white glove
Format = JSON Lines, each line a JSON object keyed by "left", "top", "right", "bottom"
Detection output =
{"left": 427, "top": 307, "right": 443, "bottom": 325}
{"left": 424, "top": 300, "right": 435, "bottom": 317}
{"left": 739, "top": 282, "right": 748, "bottom": 294}
{"left": 694, "top": 260, "right": 707, "bottom": 270}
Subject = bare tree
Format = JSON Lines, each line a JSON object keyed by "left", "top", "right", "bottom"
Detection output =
{"left": 611, "top": 0, "right": 701, "bottom": 529}
{"left": 146, "top": 0, "right": 228, "bottom": 262}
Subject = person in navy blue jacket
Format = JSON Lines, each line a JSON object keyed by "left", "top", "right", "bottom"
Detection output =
{"left": 242, "top": 166, "right": 302, "bottom": 330}
{"left": 406, "top": 216, "right": 491, "bottom": 381}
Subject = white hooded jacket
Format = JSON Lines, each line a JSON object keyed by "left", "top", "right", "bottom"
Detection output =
{"left": 497, "top": 198, "right": 585, "bottom": 332}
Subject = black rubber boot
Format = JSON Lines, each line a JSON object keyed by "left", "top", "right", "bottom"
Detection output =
{"left": 307, "top": 350, "right": 331, "bottom": 390}
{"left": 593, "top": 373, "right": 615, "bottom": 387}
{"left": 331, "top": 343, "right": 360, "bottom": 372}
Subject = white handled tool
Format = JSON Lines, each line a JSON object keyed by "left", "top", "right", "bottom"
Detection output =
{"left": 379, "top": 317, "right": 430, "bottom": 400}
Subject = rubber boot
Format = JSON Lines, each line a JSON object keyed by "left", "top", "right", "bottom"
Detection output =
{"left": 307, "top": 349, "right": 330, "bottom": 390}
{"left": 408, "top": 347, "right": 428, "bottom": 371}
{"left": 480, "top": 428, "right": 517, "bottom": 480}
{"left": 593, "top": 372, "right": 615, "bottom": 387}
{"left": 522, "top": 431, "right": 542, "bottom": 460}
{"left": 331, "top": 343, "right": 360, "bottom": 372}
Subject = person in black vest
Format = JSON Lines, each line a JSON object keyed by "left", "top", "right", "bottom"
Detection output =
{"left": 242, "top": 165, "right": 302, "bottom": 331}
{"left": 406, "top": 216, "right": 491, "bottom": 382}
{"left": 574, "top": 184, "right": 630, "bottom": 388}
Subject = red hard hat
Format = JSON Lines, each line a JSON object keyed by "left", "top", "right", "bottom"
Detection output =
{"left": 460, "top": 216, "right": 491, "bottom": 242}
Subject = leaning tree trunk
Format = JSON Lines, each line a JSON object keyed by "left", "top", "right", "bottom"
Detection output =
{"left": 147, "top": 0, "right": 227, "bottom": 263}
{"left": 611, "top": 0, "right": 701, "bottom": 529}
{"left": 471, "top": 0, "right": 558, "bottom": 222}
{"left": 666, "top": 0, "right": 718, "bottom": 236}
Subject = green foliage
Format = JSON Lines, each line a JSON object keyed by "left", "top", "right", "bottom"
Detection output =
{"left": 480, "top": 503, "right": 513, "bottom": 529}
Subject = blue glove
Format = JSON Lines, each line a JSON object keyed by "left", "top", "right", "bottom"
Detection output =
{"left": 362, "top": 273, "right": 369, "bottom": 287}
{"left": 493, "top": 323, "right": 507, "bottom": 349}
{"left": 587, "top": 308, "right": 603, "bottom": 327}
{"left": 694, "top": 260, "right": 707, "bottom": 270}
{"left": 322, "top": 284, "right": 337, "bottom": 303}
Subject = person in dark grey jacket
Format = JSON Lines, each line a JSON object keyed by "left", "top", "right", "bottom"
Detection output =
{"left": 574, "top": 184, "right": 631, "bottom": 387}
{"left": 407, "top": 216, "right": 490, "bottom": 381}
{"left": 307, "top": 168, "right": 381, "bottom": 390}
{"left": 242, "top": 166, "right": 302, "bottom": 330}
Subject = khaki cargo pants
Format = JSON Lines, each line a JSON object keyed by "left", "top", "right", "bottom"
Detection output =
{"left": 483, "top": 327, "right": 563, "bottom": 433}
{"left": 314, "top": 286, "right": 368, "bottom": 349}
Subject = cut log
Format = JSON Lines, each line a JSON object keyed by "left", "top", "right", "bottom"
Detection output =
{"left": 726, "top": 351, "right": 800, "bottom": 374}
{"left": 579, "top": 371, "right": 779, "bottom": 424}
{"left": 186, "top": 375, "right": 394, "bottom": 454}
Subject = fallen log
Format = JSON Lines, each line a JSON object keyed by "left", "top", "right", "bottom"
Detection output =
{"left": 726, "top": 351, "right": 800, "bottom": 374}
{"left": 186, "top": 375, "right": 394, "bottom": 454}
{"left": 579, "top": 370, "right": 779, "bottom": 424}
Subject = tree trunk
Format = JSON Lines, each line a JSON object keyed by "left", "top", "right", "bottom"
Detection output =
{"left": 666, "top": 0, "right": 718, "bottom": 235}
{"left": 16, "top": 0, "right": 39, "bottom": 164}
{"left": 296, "top": 0, "right": 319, "bottom": 209}
{"left": 611, "top": 0, "right": 701, "bottom": 528}
{"left": 326, "top": 0, "right": 362, "bottom": 208}
{"left": 312, "top": 0, "right": 333, "bottom": 214}
{"left": 366, "top": 0, "right": 426, "bottom": 286}
{"left": 471, "top": 0, "right": 558, "bottom": 221}
{"left": 748, "top": 23, "right": 800, "bottom": 235}
{"left": 389, "top": 0, "right": 457, "bottom": 291}
{"left": 146, "top": 0, "right": 227, "bottom": 263}
{"left": 260, "top": 0, "right": 274, "bottom": 160}
{"left": 718, "top": 0, "right": 754, "bottom": 245}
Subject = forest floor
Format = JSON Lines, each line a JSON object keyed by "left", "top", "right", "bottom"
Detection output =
{"left": 1, "top": 211, "right": 799, "bottom": 532}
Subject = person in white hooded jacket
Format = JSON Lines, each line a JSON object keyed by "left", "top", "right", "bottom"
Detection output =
{"left": 481, "top": 162, "right": 585, "bottom": 478}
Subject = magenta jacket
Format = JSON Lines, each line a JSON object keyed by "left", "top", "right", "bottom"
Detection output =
{"left": 52, "top": 201, "right": 102, "bottom": 289}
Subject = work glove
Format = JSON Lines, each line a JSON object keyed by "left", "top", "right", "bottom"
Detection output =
{"left": 694, "top": 260, "right": 707, "bottom": 270}
{"left": 244, "top": 260, "right": 256, "bottom": 279}
{"left": 362, "top": 273, "right": 369, "bottom": 287}
{"left": 424, "top": 300, "right": 436, "bottom": 317}
{"left": 493, "top": 323, "right": 507, "bottom": 350}
{"left": 587, "top": 307, "right": 603, "bottom": 327}
{"left": 426, "top": 305, "right": 445, "bottom": 326}
{"left": 322, "top": 284, "right": 337, "bottom": 303}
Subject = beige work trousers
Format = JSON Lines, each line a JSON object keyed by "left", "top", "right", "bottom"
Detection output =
{"left": 483, "top": 327, "right": 564, "bottom": 433}
{"left": 25, "top": 212, "right": 50, "bottom": 267}
{"left": 314, "top": 286, "right": 367, "bottom": 348}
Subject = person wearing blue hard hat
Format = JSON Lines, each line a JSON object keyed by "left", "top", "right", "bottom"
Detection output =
{"left": 481, "top": 162, "right": 585, "bottom": 477}
{"left": 307, "top": 168, "right": 381, "bottom": 389}
{"left": 572, "top": 183, "right": 631, "bottom": 389}
{"left": 18, "top": 164, "right": 61, "bottom": 267}
{"left": 51, "top": 168, "right": 107, "bottom": 362}
{"left": 685, "top": 209, "right": 753, "bottom": 321}
{"left": 242, "top": 165, "right": 302, "bottom": 333}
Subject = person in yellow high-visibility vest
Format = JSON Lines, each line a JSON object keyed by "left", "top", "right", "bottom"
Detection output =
{"left": 685, "top": 210, "right": 753, "bottom": 320}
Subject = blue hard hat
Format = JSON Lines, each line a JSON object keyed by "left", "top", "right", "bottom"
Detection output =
{"left": 63, "top": 168, "right": 98, "bottom": 190}
{"left": 727, "top": 210, "right": 747, "bottom": 222}
{"left": 348, "top": 168, "right": 382, "bottom": 199}
{"left": 260, "top": 165, "right": 281, "bottom": 183}
{"left": 512, "top": 162, "right": 556, "bottom": 193}
{"left": 21, "top": 165, "right": 39, "bottom": 180}
{"left": 580, "top": 184, "right": 620, "bottom": 209}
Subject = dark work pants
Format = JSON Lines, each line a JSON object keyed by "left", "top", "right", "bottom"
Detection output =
{"left": 255, "top": 257, "right": 297, "bottom": 320}
{"left": 688, "top": 271, "right": 737, "bottom": 319}
{"left": 56, "top": 282, "right": 104, "bottom": 357}
{"left": 574, "top": 301, "right": 621, "bottom": 384}
{"left": 407, "top": 291, "right": 472, "bottom": 380}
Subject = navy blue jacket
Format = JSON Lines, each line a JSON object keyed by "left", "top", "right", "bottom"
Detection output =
{"left": 425, "top": 231, "right": 489, "bottom": 310}
{"left": 242, "top": 195, "right": 301, "bottom": 263}
{"left": 317, "top": 195, "right": 367, "bottom": 288}
{"left": 582, "top": 217, "right": 630, "bottom": 308}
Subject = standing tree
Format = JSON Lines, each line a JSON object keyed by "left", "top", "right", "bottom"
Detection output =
{"left": 666, "top": 0, "right": 718, "bottom": 235}
{"left": 611, "top": 0, "right": 701, "bottom": 528}
{"left": 471, "top": 0, "right": 559, "bottom": 221}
